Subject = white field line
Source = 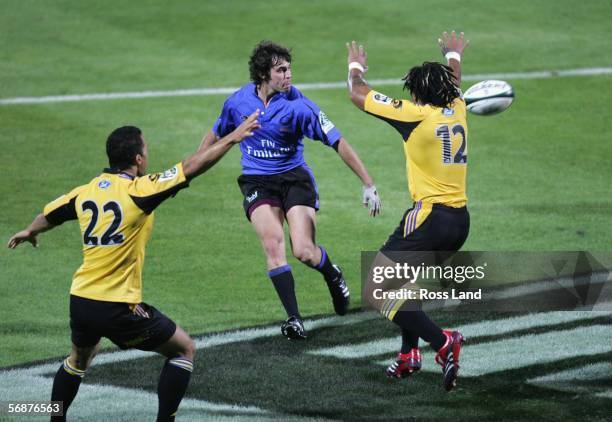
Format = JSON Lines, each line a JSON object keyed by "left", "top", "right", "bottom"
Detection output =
{"left": 0, "top": 310, "right": 609, "bottom": 418}
{"left": 309, "top": 310, "right": 612, "bottom": 359}
{"left": 527, "top": 362, "right": 612, "bottom": 396}
{"left": 420, "top": 270, "right": 612, "bottom": 312}
{"left": 0, "top": 312, "right": 377, "bottom": 420}
{"left": 1, "top": 67, "right": 611, "bottom": 105}
{"left": 9, "top": 310, "right": 378, "bottom": 379}
{"left": 373, "top": 324, "right": 612, "bottom": 377}
{"left": 0, "top": 372, "right": 270, "bottom": 421}
{"left": 413, "top": 270, "right": 612, "bottom": 312}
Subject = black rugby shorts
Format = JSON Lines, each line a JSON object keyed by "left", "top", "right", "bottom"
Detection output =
{"left": 69, "top": 295, "right": 176, "bottom": 351}
{"left": 237, "top": 165, "right": 319, "bottom": 220}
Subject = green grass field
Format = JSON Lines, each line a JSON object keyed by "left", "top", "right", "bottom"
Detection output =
{"left": 1, "top": 0, "right": 611, "bottom": 419}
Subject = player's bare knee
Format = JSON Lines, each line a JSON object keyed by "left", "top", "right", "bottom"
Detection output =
{"left": 70, "top": 354, "right": 91, "bottom": 371}
{"left": 70, "top": 343, "right": 98, "bottom": 371}
{"left": 182, "top": 337, "right": 196, "bottom": 361}
{"left": 292, "top": 243, "right": 316, "bottom": 264}
{"left": 262, "top": 236, "right": 284, "bottom": 261}
{"left": 293, "top": 248, "right": 313, "bottom": 263}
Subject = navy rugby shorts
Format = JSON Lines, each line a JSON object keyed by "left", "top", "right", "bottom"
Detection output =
{"left": 237, "top": 165, "right": 319, "bottom": 220}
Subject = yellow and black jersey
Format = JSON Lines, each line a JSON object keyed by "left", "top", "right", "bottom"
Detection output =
{"left": 364, "top": 90, "right": 468, "bottom": 208}
{"left": 43, "top": 164, "right": 189, "bottom": 304}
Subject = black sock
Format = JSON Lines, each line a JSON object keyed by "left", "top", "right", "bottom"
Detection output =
{"left": 392, "top": 309, "right": 446, "bottom": 351}
{"left": 269, "top": 265, "right": 300, "bottom": 318}
{"left": 308, "top": 246, "right": 338, "bottom": 282}
{"left": 50, "top": 358, "right": 85, "bottom": 421}
{"left": 400, "top": 329, "right": 419, "bottom": 353}
{"left": 157, "top": 357, "right": 193, "bottom": 422}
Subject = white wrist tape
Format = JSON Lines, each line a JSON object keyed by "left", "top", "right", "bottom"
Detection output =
{"left": 348, "top": 61, "right": 365, "bottom": 72}
{"left": 445, "top": 52, "right": 461, "bottom": 62}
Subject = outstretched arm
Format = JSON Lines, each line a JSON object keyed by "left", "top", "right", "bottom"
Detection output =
{"left": 346, "top": 41, "right": 372, "bottom": 110}
{"left": 7, "top": 213, "right": 54, "bottom": 249}
{"left": 197, "top": 130, "right": 219, "bottom": 152}
{"left": 335, "top": 138, "right": 381, "bottom": 217}
{"left": 182, "top": 110, "right": 260, "bottom": 179}
{"left": 438, "top": 31, "right": 469, "bottom": 86}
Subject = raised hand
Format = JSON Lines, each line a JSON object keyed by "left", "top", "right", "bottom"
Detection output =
{"left": 438, "top": 31, "right": 469, "bottom": 57}
{"left": 346, "top": 40, "right": 368, "bottom": 72}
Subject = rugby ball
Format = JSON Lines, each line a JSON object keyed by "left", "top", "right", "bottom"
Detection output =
{"left": 463, "top": 80, "right": 514, "bottom": 116}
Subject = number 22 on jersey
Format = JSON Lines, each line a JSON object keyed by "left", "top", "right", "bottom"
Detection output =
{"left": 81, "top": 200, "right": 124, "bottom": 246}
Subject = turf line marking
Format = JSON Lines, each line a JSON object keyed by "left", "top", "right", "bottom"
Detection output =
{"left": 0, "top": 312, "right": 377, "bottom": 420}
{"left": 418, "top": 270, "right": 612, "bottom": 313}
{"left": 483, "top": 271, "right": 612, "bottom": 303}
{"left": 0, "top": 372, "right": 269, "bottom": 420}
{"left": 374, "top": 324, "right": 612, "bottom": 377}
{"left": 10, "top": 311, "right": 379, "bottom": 378}
{"left": 1, "top": 67, "right": 611, "bottom": 105}
{"left": 309, "top": 311, "right": 612, "bottom": 359}
{"left": 527, "top": 362, "right": 612, "bottom": 398}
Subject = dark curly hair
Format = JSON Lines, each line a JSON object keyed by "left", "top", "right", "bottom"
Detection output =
{"left": 248, "top": 41, "right": 292, "bottom": 85}
{"left": 402, "top": 62, "right": 461, "bottom": 108}
{"left": 106, "top": 126, "right": 144, "bottom": 170}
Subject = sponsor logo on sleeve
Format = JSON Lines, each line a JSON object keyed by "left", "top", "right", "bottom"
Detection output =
{"left": 318, "top": 111, "right": 335, "bottom": 134}
{"left": 443, "top": 108, "right": 455, "bottom": 116}
{"left": 158, "top": 166, "right": 178, "bottom": 182}
{"left": 373, "top": 93, "right": 393, "bottom": 105}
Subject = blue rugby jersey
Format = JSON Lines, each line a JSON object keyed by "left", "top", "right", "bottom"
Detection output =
{"left": 213, "top": 83, "right": 342, "bottom": 175}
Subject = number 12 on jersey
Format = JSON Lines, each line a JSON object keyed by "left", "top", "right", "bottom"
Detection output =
{"left": 436, "top": 124, "right": 467, "bottom": 165}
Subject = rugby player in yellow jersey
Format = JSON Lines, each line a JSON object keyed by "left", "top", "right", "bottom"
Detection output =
{"left": 346, "top": 31, "right": 470, "bottom": 391}
{"left": 7, "top": 111, "right": 260, "bottom": 421}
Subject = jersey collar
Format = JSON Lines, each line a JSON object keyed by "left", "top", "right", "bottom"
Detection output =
{"left": 251, "top": 83, "right": 286, "bottom": 104}
{"left": 103, "top": 168, "right": 136, "bottom": 180}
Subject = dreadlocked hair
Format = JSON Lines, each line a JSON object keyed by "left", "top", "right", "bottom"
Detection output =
{"left": 402, "top": 62, "right": 461, "bottom": 108}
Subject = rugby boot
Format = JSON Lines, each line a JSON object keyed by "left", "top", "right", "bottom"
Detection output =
{"left": 281, "top": 316, "right": 307, "bottom": 340}
{"left": 386, "top": 348, "right": 422, "bottom": 378}
{"left": 435, "top": 330, "right": 465, "bottom": 391}
{"left": 326, "top": 264, "right": 350, "bottom": 316}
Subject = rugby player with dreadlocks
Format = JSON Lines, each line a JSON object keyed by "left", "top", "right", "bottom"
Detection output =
{"left": 346, "top": 31, "right": 470, "bottom": 391}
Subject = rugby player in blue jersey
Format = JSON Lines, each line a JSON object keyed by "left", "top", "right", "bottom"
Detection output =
{"left": 199, "top": 41, "right": 381, "bottom": 339}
